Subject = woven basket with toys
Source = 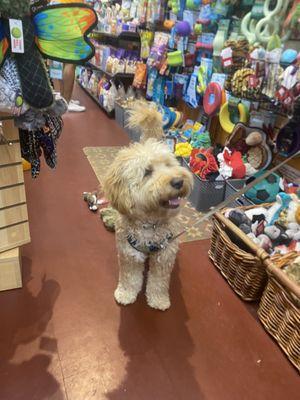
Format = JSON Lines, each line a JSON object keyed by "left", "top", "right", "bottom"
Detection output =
{"left": 209, "top": 192, "right": 300, "bottom": 301}
{"left": 259, "top": 252, "right": 300, "bottom": 372}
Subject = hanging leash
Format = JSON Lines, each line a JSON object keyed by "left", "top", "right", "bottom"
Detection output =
{"left": 172, "top": 150, "right": 300, "bottom": 241}
{"left": 126, "top": 151, "right": 299, "bottom": 254}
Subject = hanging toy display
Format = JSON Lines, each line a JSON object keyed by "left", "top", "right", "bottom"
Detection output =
{"left": 169, "top": 0, "right": 180, "bottom": 15}
{"left": 0, "top": 1, "right": 97, "bottom": 109}
{"left": 203, "top": 82, "right": 223, "bottom": 116}
{"left": 241, "top": 0, "right": 292, "bottom": 44}
{"left": 219, "top": 100, "right": 249, "bottom": 134}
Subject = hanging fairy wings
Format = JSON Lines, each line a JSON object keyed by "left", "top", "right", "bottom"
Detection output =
{"left": 0, "top": 2, "right": 97, "bottom": 109}
{"left": 0, "top": 3, "right": 97, "bottom": 66}
{"left": 0, "top": 21, "right": 9, "bottom": 66}
{"left": 33, "top": 3, "right": 97, "bottom": 63}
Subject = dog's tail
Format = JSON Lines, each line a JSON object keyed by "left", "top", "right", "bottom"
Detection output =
{"left": 126, "top": 100, "right": 164, "bottom": 142}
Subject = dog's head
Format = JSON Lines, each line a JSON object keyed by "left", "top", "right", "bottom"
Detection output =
{"left": 103, "top": 139, "right": 193, "bottom": 219}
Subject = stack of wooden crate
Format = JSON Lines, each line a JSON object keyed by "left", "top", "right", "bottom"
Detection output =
{"left": 0, "top": 118, "right": 30, "bottom": 291}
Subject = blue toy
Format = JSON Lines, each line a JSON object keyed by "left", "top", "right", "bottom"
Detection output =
{"left": 266, "top": 192, "right": 293, "bottom": 226}
{"left": 245, "top": 171, "right": 281, "bottom": 204}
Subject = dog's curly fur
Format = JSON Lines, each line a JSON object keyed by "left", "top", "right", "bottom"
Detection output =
{"left": 126, "top": 100, "right": 164, "bottom": 142}
{"left": 103, "top": 104, "right": 193, "bottom": 311}
{"left": 103, "top": 102, "right": 193, "bottom": 310}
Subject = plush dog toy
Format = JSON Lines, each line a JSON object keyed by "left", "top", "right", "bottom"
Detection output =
{"left": 83, "top": 191, "right": 98, "bottom": 212}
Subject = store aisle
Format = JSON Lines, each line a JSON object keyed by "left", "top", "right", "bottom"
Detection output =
{"left": 0, "top": 87, "right": 298, "bottom": 400}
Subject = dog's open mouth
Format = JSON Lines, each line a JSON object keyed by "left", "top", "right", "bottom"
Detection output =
{"left": 161, "top": 197, "right": 182, "bottom": 209}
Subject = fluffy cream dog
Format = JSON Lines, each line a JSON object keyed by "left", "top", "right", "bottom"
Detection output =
{"left": 103, "top": 103, "right": 193, "bottom": 310}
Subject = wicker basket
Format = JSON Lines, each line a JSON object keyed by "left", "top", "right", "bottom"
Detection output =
{"left": 258, "top": 253, "right": 300, "bottom": 372}
{"left": 209, "top": 208, "right": 270, "bottom": 301}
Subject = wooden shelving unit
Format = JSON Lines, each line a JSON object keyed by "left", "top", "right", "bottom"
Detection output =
{"left": 0, "top": 117, "right": 30, "bottom": 291}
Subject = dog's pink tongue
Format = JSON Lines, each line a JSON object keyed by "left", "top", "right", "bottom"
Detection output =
{"left": 169, "top": 198, "right": 181, "bottom": 206}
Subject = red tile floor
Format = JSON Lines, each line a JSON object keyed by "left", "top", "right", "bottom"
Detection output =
{"left": 0, "top": 87, "right": 299, "bottom": 400}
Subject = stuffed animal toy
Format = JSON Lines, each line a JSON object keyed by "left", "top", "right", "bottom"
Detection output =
{"left": 245, "top": 207, "right": 269, "bottom": 221}
{"left": 286, "top": 222, "right": 300, "bottom": 241}
{"left": 0, "top": 0, "right": 97, "bottom": 109}
{"left": 83, "top": 191, "right": 98, "bottom": 212}
{"left": 226, "top": 209, "right": 256, "bottom": 234}
{"left": 286, "top": 194, "right": 300, "bottom": 224}
{"left": 246, "top": 232, "right": 272, "bottom": 252}
{"left": 245, "top": 172, "right": 281, "bottom": 204}
{"left": 245, "top": 131, "right": 263, "bottom": 146}
{"left": 264, "top": 224, "right": 291, "bottom": 247}
{"left": 251, "top": 219, "right": 266, "bottom": 236}
{"left": 256, "top": 234, "right": 273, "bottom": 252}
{"left": 189, "top": 148, "right": 219, "bottom": 180}
{"left": 228, "top": 208, "right": 251, "bottom": 227}
{"left": 218, "top": 147, "right": 246, "bottom": 179}
{"left": 266, "top": 192, "right": 293, "bottom": 225}
{"left": 99, "top": 206, "right": 118, "bottom": 232}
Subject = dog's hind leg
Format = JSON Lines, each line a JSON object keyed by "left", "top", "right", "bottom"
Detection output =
{"left": 114, "top": 250, "right": 146, "bottom": 306}
{"left": 146, "top": 245, "right": 177, "bottom": 311}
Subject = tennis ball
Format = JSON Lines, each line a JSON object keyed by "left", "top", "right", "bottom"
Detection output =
{"left": 12, "top": 27, "right": 21, "bottom": 39}
{"left": 15, "top": 95, "right": 23, "bottom": 107}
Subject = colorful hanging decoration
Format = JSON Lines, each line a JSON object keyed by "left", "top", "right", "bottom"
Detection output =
{"left": 0, "top": 1, "right": 97, "bottom": 109}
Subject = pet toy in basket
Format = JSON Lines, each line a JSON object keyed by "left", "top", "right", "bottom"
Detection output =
{"left": 259, "top": 252, "right": 300, "bottom": 372}
{"left": 210, "top": 192, "right": 300, "bottom": 299}
{"left": 209, "top": 205, "right": 270, "bottom": 301}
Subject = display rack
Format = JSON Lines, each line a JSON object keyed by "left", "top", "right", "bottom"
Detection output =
{"left": 86, "top": 61, "right": 134, "bottom": 80}
{"left": 0, "top": 117, "right": 30, "bottom": 291}
{"left": 78, "top": 30, "right": 141, "bottom": 116}
{"left": 77, "top": 79, "right": 115, "bottom": 117}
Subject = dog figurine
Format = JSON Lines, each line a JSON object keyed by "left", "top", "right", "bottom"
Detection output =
{"left": 103, "top": 102, "right": 193, "bottom": 310}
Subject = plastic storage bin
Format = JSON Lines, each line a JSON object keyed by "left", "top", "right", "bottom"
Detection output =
{"left": 114, "top": 101, "right": 125, "bottom": 128}
{"left": 183, "top": 158, "right": 225, "bottom": 212}
{"left": 225, "top": 180, "right": 254, "bottom": 208}
{"left": 114, "top": 101, "right": 140, "bottom": 142}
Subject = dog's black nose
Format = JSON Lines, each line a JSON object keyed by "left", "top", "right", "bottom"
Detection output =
{"left": 170, "top": 178, "right": 183, "bottom": 190}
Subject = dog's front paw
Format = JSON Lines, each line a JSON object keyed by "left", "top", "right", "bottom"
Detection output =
{"left": 114, "top": 286, "right": 138, "bottom": 306}
{"left": 146, "top": 293, "right": 171, "bottom": 311}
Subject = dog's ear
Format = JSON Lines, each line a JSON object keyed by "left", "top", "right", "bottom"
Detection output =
{"left": 102, "top": 161, "right": 133, "bottom": 215}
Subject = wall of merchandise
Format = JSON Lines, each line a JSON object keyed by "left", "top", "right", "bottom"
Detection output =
{"left": 78, "top": 0, "right": 300, "bottom": 213}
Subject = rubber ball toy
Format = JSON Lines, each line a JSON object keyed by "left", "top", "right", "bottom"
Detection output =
{"left": 281, "top": 49, "right": 298, "bottom": 65}
{"left": 175, "top": 21, "right": 191, "bottom": 36}
{"left": 245, "top": 171, "right": 281, "bottom": 204}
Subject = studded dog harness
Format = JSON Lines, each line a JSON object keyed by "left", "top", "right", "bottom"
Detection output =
{"left": 127, "top": 222, "right": 175, "bottom": 254}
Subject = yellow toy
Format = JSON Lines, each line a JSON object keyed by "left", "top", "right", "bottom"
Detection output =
{"left": 219, "top": 101, "right": 249, "bottom": 134}
{"left": 22, "top": 158, "right": 31, "bottom": 171}
{"left": 175, "top": 142, "right": 193, "bottom": 157}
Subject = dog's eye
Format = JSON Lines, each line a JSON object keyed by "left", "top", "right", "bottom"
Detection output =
{"left": 144, "top": 167, "right": 153, "bottom": 178}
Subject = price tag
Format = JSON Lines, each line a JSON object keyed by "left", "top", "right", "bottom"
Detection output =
{"left": 9, "top": 19, "right": 24, "bottom": 54}
{"left": 221, "top": 47, "right": 232, "bottom": 68}
{"left": 249, "top": 74, "right": 259, "bottom": 89}
{"left": 164, "top": 136, "right": 176, "bottom": 152}
{"left": 276, "top": 86, "right": 289, "bottom": 101}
